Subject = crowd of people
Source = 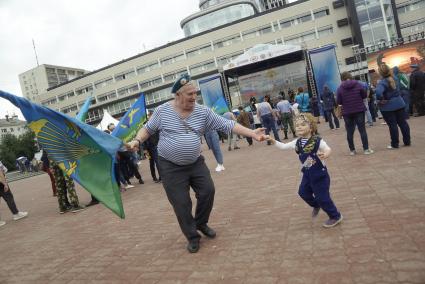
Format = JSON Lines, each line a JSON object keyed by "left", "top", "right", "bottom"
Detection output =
{"left": 1, "top": 63, "right": 424, "bottom": 254}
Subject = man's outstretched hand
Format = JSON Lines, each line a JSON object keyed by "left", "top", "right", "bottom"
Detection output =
{"left": 253, "top": 127, "right": 267, "bottom": 142}
{"left": 125, "top": 140, "right": 139, "bottom": 151}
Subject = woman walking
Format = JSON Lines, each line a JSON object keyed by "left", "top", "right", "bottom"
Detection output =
{"left": 337, "top": 72, "right": 374, "bottom": 155}
{"left": 376, "top": 64, "right": 411, "bottom": 149}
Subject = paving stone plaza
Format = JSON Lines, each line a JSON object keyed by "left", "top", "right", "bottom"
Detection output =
{"left": 1, "top": 117, "right": 425, "bottom": 283}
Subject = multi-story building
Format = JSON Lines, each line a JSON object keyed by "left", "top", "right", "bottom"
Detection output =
{"left": 22, "top": 0, "right": 425, "bottom": 125}
{"left": 396, "top": 0, "right": 425, "bottom": 37}
{"left": 18, "top": 64, "right": 88, "bottom": 102}
{"left": 0, "top": 115, "right": 28, "bottom": 143}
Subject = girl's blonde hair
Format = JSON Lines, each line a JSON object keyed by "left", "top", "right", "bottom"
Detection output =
{"left": 294, "top": 113, "right": 317, "bottom": 135}
{"left": 378, "top": 63, "right": 396, "bottom": 90}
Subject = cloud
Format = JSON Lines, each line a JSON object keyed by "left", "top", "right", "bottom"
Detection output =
{"left": 0, "top": 0, "right": 198, "bottom": 119}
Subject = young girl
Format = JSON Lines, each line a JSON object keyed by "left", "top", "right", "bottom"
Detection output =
{"left": 267, "top": 113, "right": 343, "bottom": 228}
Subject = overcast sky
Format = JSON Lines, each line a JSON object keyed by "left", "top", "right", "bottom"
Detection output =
{"left": 0, "top": 0, "right": 199, "bottom": 119}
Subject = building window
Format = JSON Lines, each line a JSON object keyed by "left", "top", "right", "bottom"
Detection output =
{"left": 397, "top": 0, "right": 425, "bottom": 14}
{"left": 160, "top": 52, "right": 185, "bottom": 66}
{"left": 58, "top": 94, "right": 67, "bottom": 101}
{"left": 163, "top": 69, "right": 187, "bottom": 83}
{"left": 186, "top": 44, "right": 213, "bottom": 58}
{"left": 137, "top": 61, "right": 160, "bottom": 74}
{"left": 87, "top": 108, "right": 103, "bottom": 122}
{"left": 1, "top": 129, "right": 6, "bottom": 133}
{"left": 243, "top": 28, "right": 258, "bottom": 40}
{"left": 75, "top": 84, "right": 93, "bottom": 96}
{"left": 78, "top": 97, "right": 96, "bottom": 108}
{"left": 41, "top": 97, "right": 58, "bottom": 106}
{"left": 94, "top": 77, "right": 113, "bottom": 89}
{"left": 280, "top": 11, "right": 313, "bottom": 29}
{"left": 285, "top": 29, "right": 317, "bottom": 44}
{"left": 139, "top": 76, "right": 163, "bottom": 89}
{"left": 216, "top": 51, "right": 244, "bottom": 67}
{"left": 314, "top": 7, "right": 330, "bottom": 19}
{"left": 62, "top": 104, "right": 78, "bottom": 114}
{"left": 213, "top": 34, "right": 241, "bottom": 49}
{"left": 97, "top": 91, "right": 117, "bottom": 103}
{"left": 115, "top": 69, "right": 136, "bottom": 81}
{"left": 189, "top": 60, "right": 216, "bottom": 75}
{"left": 259, "top": 24, "right": 273, "bottom": 35}
{"left": 401, "top": 18, "right": 425, "bottom": 35}
{"left": 318, "top": 25, "right": 334, "bottom": 38}
{"left": 145, "top": 88, "right": 172, "bottom": 105}
{"left": 106, "top": 99, "right": 134, "bottom": 115}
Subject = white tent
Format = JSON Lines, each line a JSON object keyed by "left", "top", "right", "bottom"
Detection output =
{"left": 96, "top": 110, "right": 119, "bottom": 131}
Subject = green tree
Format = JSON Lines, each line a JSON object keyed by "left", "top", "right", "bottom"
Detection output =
{"left": 0, "top": 131, "right": 37, "bottom": 171}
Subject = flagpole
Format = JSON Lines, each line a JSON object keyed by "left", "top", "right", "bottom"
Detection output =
{"left": 32, "top": 39, "right": 39, "bottom": 66}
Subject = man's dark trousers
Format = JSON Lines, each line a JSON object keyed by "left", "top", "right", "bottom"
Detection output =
{"left": 158, "top": 155, "right": 215, "bottom": 241}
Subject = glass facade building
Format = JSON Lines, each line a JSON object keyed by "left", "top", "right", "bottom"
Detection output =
{"left": 181, "top": 0, "right": 260, "bottom": 37}
{"left": 354, "top": 0, "right": 398, "bottom": 47}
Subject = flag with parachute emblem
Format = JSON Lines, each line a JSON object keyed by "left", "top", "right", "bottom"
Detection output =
{"left": 111, "top": 93, "right": 147, "bottom": 142}
{"left": 0, "top": 91, "right": 125, "bottom": 218}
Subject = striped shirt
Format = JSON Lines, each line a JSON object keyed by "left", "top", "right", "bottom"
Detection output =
{"left": 145, "top": 102, "right": 235, "bottom": 165}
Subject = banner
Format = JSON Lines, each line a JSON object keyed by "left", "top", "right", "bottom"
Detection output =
{"left": 238, "top": 61, "right": 307, "bottom": 104}
{"left": 0, "top": 91, "right": 125, "bottom": 218}
{"left": 111, "top": 93, "right": 147, "bottom": 142}
{"left": 309, "top": 45, "right": 341, "bottom": 98}
{"left": 367, "top": 39, "right": 425, "bottom": 86}
{"left": 198, "top": 75, "right": 230, "bottom": 115}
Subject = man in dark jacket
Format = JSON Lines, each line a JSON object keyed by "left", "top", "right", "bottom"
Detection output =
{"left": 321, "top": 85, "right": 340, "bottom": 130}
{"left": 409, "top": 64, "right": 425, "bottom": 116}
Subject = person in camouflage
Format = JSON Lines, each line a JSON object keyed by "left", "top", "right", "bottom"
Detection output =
{"left": 50, "top": 161, "right": 84, "bottom": 214}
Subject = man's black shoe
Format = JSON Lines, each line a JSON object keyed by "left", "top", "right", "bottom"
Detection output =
{"left": 139, "top": 179, "right": 144, "bottom": 184}
{"left": 187, "top": 240, "right": 200, "bottom": 253}
{"left": 197, "top": 224, "right": 216, "bottom": 238}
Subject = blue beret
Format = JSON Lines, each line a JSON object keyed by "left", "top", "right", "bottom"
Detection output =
{"left": 171, "top": 73, "right": 191, "bottom": 94}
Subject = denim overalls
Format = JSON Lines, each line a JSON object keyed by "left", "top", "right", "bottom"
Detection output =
{"left": 295, "top": 136, "right": 340, "bottom": 219}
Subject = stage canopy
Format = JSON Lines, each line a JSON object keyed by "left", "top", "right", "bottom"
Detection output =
{"left": 222, "top": 43, "right": 304, "bottom": 77}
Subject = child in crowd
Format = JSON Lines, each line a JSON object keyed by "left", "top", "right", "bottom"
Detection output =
{"left": 267, "top": 113, "right": 343, "bottom": 228}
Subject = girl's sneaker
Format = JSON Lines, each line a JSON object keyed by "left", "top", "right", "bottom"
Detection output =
{"left": 0, "top": 220, "right": 6, "bottom": 227}
{"left": 364, "top": 149, "right": 374, "bottom": 155}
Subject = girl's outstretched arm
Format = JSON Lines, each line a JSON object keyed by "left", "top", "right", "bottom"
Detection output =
{"left": 267, "top": 136, "right": 297, "bottom": 150}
